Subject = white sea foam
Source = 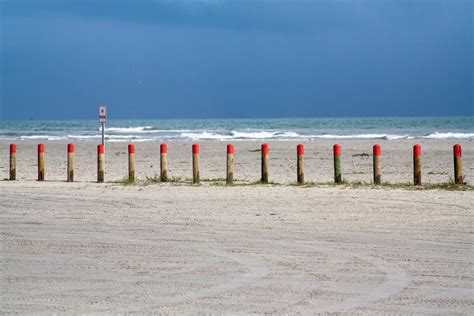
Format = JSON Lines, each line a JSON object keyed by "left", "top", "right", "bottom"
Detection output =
{"left": 103, "top": 126, "right": 201, "bottom": 134}
{"left": 107, "top": 135, "right": 143, "bottom": 139}
{"left": 422, "top": 132, "right": 474, "bottom": 139}
{"left": 180, "top": 131, "right": 303, "bottom": 140}
{"left": 69, "top": 134, "right": 151, "bottom": 140}
{"left": 8, "top": 130, "right": 474, "bottom": 141}
{"left": 20, "top": 135, "right": 66, "bottom": 141}
{"left": 307, "top": 134, "right": 409, "bottom": 140}
{"left": 107, "top": 138, "right": 155, "bottom": 142}
{"left": 181, "top": 131, "right": 418, "bottom": 141}
{"left": 104, "top": 126, "right": 154, "bottom": 133}
{"left": 231, "top": 131, "right": 276, "bottom": 139}
{"left": 232, "top": 131, "right": 300, "bottom": 139}
{"left": 67, "top": 135, "right": 101, "bottom": 139}
{"left": 180, "top": 132, "right": 233, "bottom": 140}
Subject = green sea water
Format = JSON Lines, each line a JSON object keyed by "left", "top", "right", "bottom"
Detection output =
{"left": 0, "top": 117, "right": 472, "bottom": 142}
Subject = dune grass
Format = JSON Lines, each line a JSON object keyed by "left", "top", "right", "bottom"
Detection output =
{"left": 111, "top": 175, "right": 471, "bottom": 191}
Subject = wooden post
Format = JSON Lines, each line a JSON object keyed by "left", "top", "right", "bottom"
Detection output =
{"left": 160, "top": 144, "right": 168, "bottom": 182}
{"left": 128, "top": 144, "right": 135, "bottom": 182}
{"left": 67, "top": 144, "right": 74, "bottom": 182}
{"left": 9, "top": 144, "right": 16, "bottom": 181}
{"left": 297, "top": 144, "right": 304, "bottom": 185}
{"left": 192, "top": 144, "right": 199, "bottom": 184}
{"left": 97, "top": 144, "right": 105, "bottom": 183}
{"left": 226, "top": 144, "right": 234, "bottom": 185}
{"left": 333, "top": 144, "right": 342, "bottom": 183}
{"left": 413, "top": 144, "right": 421, "bottom": 186}
{"left": 38, "top": 144, "right": 45, "bottom": 181}
{"left": 261, "top": 143, "right": 269, "bottom": 183}
{"left": 373, "top": 144, "right": 381, "bottom": 185}
{"left": 453, "top": 144, "right": 462, "bottom": 184}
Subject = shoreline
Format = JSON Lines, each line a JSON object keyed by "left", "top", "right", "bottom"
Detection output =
{"left": 1, "top": 117, "right": 473, "bottom": 143}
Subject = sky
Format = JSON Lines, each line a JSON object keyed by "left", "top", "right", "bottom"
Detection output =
{"left": 0, "top": 0, "right": 472, "bottom": 120}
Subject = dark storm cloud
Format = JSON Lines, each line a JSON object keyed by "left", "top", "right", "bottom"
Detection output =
{"left": 1, "top": 0, "right": 472, "bottom": 119}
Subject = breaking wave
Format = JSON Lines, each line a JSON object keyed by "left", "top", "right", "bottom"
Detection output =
{"left": 104, "top": 126, "right": 155, "bottom": 133}
{"left": 8, "top": 131, "right": 474, "bottom": 141}
{"left": 180, "top": 131, "right": 300, "bottom": 141}
{"left": 422, "top": 132, "right": 474, "bottom": 139}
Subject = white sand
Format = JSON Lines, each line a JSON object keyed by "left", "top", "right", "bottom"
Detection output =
{"left": 1, "top": 139, "right": 473, "bottom": 184}
{"left": 1, "top": 140, "right": 473, "bottom": 313}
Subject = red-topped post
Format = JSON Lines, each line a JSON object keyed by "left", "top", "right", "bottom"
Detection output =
{"left": 97, "top": 144, "right": 105, "bottom": 183}
{"left": 297, "top": 144, "right": 304, "bottom": 185}
{"left": 160, "top": 144, "right": 168, "bottom": 182}
{"left": 261, "top": 144, "right": 269, "bottom": 183}
{"left": 333, "top": 144, "right": 342, "bottom": 183}
{"left": 9, "top": 144, "right": 16, "bottom": 180}
{"left": 453, "top": 144, "right": 462, "bottom": 185}
{"left": 38, "top": 144, "right": 45, "bottom": 181}
{"left": 373, "top": 144, "right": 381, "bottom": 185}
{"left": 227, "top": 144, "right": 234, "bottom": 185}
{"left": 413, "top": 144, "right": 421, "bottom": 186}
{"left": 128, "top": 144, "right": 135, "bottom": 182}
{"left": 67, "top": 144, "right": 74, "bottom": 182}
{"left": 192, "top": 144, "right": 199, "bottom": 184}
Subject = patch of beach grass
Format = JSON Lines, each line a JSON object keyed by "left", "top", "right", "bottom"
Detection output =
{"left": 428, "top": 171, "right": 448, "bottom": 175}
{"left": 167, "top": 176, "right": 182, "bottom": 183}
{"left": 200, "top": 178, "right": 226, "bottom": 186}
{"left": 300, "top": 180, "right": 472, "bottom": 191}
{"left": 110, "top": 174, "right": 471, "bottom": 191}
{"left": 232, "top": 180, "right": 281, "bottom": 186}
{"left": 143, "top": 175, "right": 183, "bottom": 185}
{"left": 143, "top": 175, "right": 161, "bottom": 185}
{"left": 352, "top": 153, "right": 370, "bottom": 158}
{"left": 113, "top": 177, "right": 136, "bottom": 186}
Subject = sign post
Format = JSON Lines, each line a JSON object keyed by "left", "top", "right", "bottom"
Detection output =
{"left": 99, "top": 105, "right": 107, "bottom": 146}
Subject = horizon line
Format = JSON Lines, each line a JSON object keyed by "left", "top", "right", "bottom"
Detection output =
{"left": 1, "top": 114, "right": 473, "bottom": 123}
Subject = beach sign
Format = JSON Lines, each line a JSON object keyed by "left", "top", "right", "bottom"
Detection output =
{"left": 99, "top": 105, "right": 107, "bottom": 123}
{"left": 99, "top": 104, "right": 106, "bottom": 146}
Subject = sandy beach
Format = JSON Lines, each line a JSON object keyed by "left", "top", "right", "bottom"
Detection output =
{"left": 1, "top": 139, "right": 473, "bottom": 184}
{"left": 3, "top": 0, "right": 472, "bottom": 312}
{"left": 1, "top": 139, "right": 473, "bottom": 313}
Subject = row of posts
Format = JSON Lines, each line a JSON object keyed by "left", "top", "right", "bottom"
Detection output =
{"left": 7, "top": 143, "right": 463, "bottom": 186}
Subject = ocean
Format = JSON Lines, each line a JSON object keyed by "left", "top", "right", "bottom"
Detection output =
{"left": 0, "top": 117, "right": 473, "bottom": 142}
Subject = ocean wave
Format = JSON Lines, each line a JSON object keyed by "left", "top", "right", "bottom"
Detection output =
{"left": 69, "top": 134, "right": 154, "bottom": 140}
{"left": 180, "top": 131, "right": 302, "bottom": 140}
{"left": 107, "top": 135, "right": 143, "bottom": 139}
{"left": 4, "top": 130, "right": 473, "bottom": 141}
{"left": 103, "top": 126, "right": 201, "bottom": 134}
{"left": 67, "top": 135, "right": 101, "bottom": 139}
{"left": 233, "top": 131, "right": 300, "bottom": 139}
{"left": 67, "top": 135, "right": 158, "bottom": 142}
{"left": 307, "top": 134, "right": 410, "bottom": 140}
{"left": 180, "top": 132, "right": 233, "bottom": 140}
{"left": 19, "top": 135, "right": 66, "bottom": 141}
{"left": 178, "top": 131, "right": 421, "bottom": 141}
{"left": 104, "top": 126, "right": 154, "bottom": 133}
{"left": 107, "top": 138, "right": 156, "bottom": 142}
{"left": 422, "top": 132, "right": 474, "bottom": 139}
